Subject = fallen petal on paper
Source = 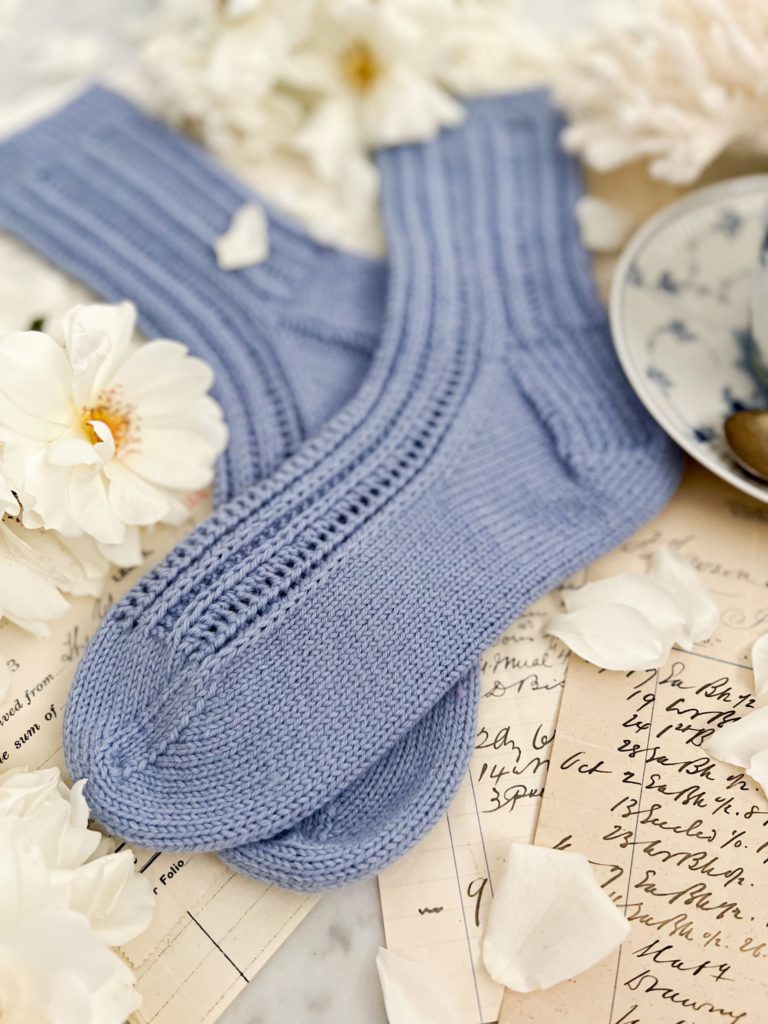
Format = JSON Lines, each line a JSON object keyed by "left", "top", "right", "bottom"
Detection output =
{"left": 501, "top": 466, "right": 768, "bottom": 1024}
{"left": 378, "top": 590, "right": 570, "bottom": 1023}
{"left": 546, "top": 602, "right": 671, "bottom": 670}
{"left": 482, "top": 843, "right": 629, "bottom": 992}
{"left": 704, "top": 705, "right": 768, "bottom": 800}
{"left": 751, "top": 633, "right": 768, "bottom": 700}
{"left": 215, "top": 202, "right": 270, "bottom": 270}
{"left": 546, "top": 545, "right": 718, "bottom": 670}
{"left": 376, "top": 947, "right": 463, "bottom": 1024}
{"left": 649, "top": 545, "right": 720, "bottom": 648}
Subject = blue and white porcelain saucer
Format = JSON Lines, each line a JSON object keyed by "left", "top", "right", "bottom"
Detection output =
{"left": 610, "top": 175, "right": 768, "bottom": 503}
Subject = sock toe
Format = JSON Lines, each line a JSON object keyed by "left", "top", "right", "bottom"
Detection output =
{"left": 221, "top": 669, "right": 479, "bottom": 891}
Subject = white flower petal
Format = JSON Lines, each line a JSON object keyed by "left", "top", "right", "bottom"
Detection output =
{"left": 649, "top": 546, "right": 719, "bottom": 647}
{"left": 482, "top": 843, "right": 630, "bottom": 992}
{"left": 0, "top": 546, "right": 71, "bottom": 628}
{"left": 747, "top": 748, "right": 768, "bottom": 800}
{"left": 0, "top": 521, "right": 108, "bottom": 601}
{"left": 60, "top": 301, "right": 137, "bottom": 404}
{"left": 67, "top": 470, "right": 125, "bottom": 545}
{"left": 376, "top": 948, "right": 462, "bottom": 1024}
{"left": 751, "top": 633, "right": 768, "bottom": 699}
{"left": 564, "top": 573, "right": 685, "bottom": 650}
{"left": 97, "top": 525, "right": 144, "bottom": 569}
{"left": 16, "top": 447, "right": 80, "bottom": 537}
{"left": 110, "top": 341, "right": 214, "bottom": 416}
{"left": 546, "top": 604, "right": 670, "bottom": 671}
{"left": 361, "top": 65, "right": 464, "bottom": 148}
{"left": 215, "top": 202, "right": 270, "bottom": 270}
{"left": 574, "top": 196, "right": 633, "bottom": 253}
{"left": 55, "top": 851, "right": 155, "bottom": 947}
{"left": 122, "top": 428, "right": 219, "bottom": 491}
{"left": 0, "top": 330, "right": 72, "bottom": 426}
{"left": 47, "top": 435, "right": 100, "bottom": 468}
{"left": 89, "top": 419, "right": 116, "bottom": 465}
{"left": 704, "top": 705, "right": 768, "bottom": 773}
{"left": 104, "top": 462, "right": 169, "bottom": 526}
{"left": 5, "top": 910, "right": 142, "bottom": 1024}
{"left": 0, "top": 467, "right": 19, "bottom": 518}
{"left": 0, "top": 767, "right": 60, "bottom": 818}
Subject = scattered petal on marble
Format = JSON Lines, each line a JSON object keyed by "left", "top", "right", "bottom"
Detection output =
{"left": 649, "top": 546, "right": 719, "bottom": 648}
{"left": 574, "top": 195, "right": 633, "bottom": 253}
{"left": 215, "top": 202, "right": 270, "bottom": 270}
{"left": 751, "top": 633, "right": 768, "bottom": 699}
{"left": 376, "top": 947, "right": 462, "bottom": 1024}
{"left": 482, "top": 843, "right": 630, "bottom": 992}
{"left": 704, "top": 705, "right": 768, "bottom": 799}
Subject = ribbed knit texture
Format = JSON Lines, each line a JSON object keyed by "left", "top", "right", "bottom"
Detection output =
{"left": 0, "top": 86, "right": 482, "bottom": 888}
{"left": 48, "top": 90, "right": 681, "bottom": 861}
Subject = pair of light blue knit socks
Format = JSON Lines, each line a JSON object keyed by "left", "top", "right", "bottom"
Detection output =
{"left": 0, "top": 87, "right": 680, "bottom": 890}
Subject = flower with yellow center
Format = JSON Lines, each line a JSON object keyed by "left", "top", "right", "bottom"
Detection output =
{"left": 281, "top": 0, "right": 464, "bottom": 180}
{"left": 0, "top": 302, "right": 227, "bottom": 560}
{"left": 339, "top": 41, "right": 382, "bottom": 93}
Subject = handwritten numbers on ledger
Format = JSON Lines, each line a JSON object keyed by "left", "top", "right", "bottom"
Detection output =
{"left": 501, "top": 653, "right": 768, "bottom": 1024}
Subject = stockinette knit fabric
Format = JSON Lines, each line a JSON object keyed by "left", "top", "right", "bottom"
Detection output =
{"left": 0, "top": 85, "right": 481, "bottom": 887}
{"left": 54, "top": 89, "right": 680, "bottom": 858}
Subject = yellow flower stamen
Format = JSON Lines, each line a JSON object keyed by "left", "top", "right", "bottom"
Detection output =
{"left": 339, "top": 41, "right": 382, "bottom": 93}
{"left": 80, "top": 390, "right": 134, "bottom": 452}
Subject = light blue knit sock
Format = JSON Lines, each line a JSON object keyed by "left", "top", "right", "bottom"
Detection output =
{"left": 0, "top": 86, "right": 480, "bottom": 888}
{"left": 57, "top": 90, "right": 681, "bottom": 866}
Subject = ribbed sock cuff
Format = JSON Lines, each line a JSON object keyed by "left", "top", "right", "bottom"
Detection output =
{"left": 0, "top": 87, "right": 333, "bottom": 299}
{"left": 377, "top": 88, "right": 666, "bottom": 470}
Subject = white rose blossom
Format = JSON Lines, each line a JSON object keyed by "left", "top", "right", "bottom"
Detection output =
{"left": 0, "top": 767, "right": 154, "bottom": 1024}
{"left": 0, "top": 301, "right": 227, "bottom": 563}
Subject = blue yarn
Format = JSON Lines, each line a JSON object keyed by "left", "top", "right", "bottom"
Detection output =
{"left": 0, "top": 86, "right": 479, "bottom": 888}
{"left": 0, "top": 88, "right": 682, "bottom": 889}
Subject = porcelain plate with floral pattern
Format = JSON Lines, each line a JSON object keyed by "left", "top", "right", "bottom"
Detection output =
{"left": 611, "top": 175, "right": 768, "bottom": 504}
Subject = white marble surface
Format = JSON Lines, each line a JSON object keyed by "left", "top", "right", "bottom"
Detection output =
{"left": 222, "top": 880, "right": 388, "bottom": 1024}
{"left": 2, "top": 2, "right": 623, "bottom": 1022}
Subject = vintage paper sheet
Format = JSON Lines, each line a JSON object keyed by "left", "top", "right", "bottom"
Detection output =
{"left": 500, "top": 463, "right": 768, "bottom": 1024}
{"left": 378, "top": 590, "right": 571, "bottom": 1023}
{"left": 0, "top": 497, "right": 317, "bottom": 1024}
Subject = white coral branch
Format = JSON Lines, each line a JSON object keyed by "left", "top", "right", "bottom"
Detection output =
{"left": 556, "top": 0, "right": 768, "bottom": 184}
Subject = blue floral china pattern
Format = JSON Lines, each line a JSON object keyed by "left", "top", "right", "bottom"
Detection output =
{"left": 611, "top": 175, "right": 768, "bottom": 504}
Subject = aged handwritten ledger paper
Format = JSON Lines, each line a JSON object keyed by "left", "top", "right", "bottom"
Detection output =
{"left": 500, "top": 464, "right": 768, "bottom": 1024}
{"left": 378, "top": 591, "right": 571, "bottom": 1023}
{"left": 0, "top": 496, "right": 317, "bottom": 1024}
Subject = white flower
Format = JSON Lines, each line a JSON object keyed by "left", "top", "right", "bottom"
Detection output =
{"left": 283, "top": 0, "right": 465, "bottom": 180}
{"left": 0, "top": 464, "right": 109, "bottom": 638}
{"left": 556, "top": 0, "right": 768, "bottom": 185}
{"left": 0, "top": 767, "right": 154, "bottom": 1024}
{"left": 0, "top": 301, "right": 227, "bottom": 550}
{"left": 141, "top": 0, "right": 309, "bottom": 164}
